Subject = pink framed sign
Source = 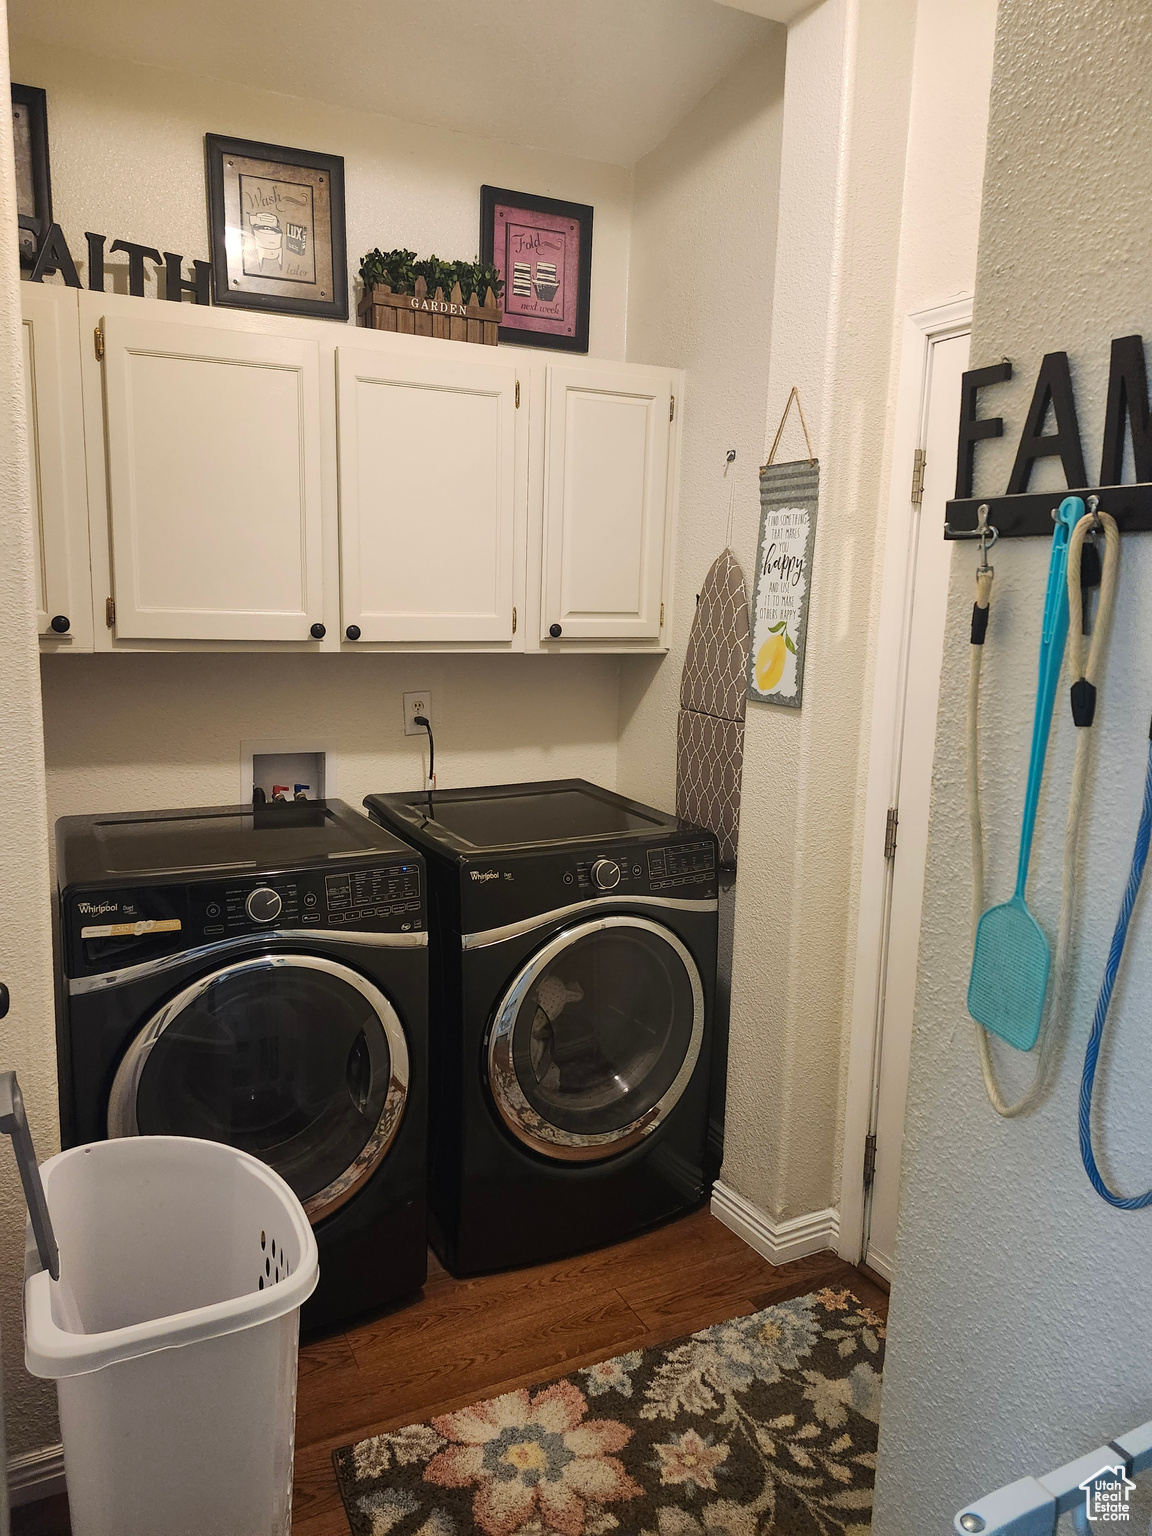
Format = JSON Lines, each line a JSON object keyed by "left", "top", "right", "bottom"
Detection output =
{"left": 480, "top": 185, "right": 592, "bottom": 352}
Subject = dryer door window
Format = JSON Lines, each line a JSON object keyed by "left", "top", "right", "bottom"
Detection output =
{"left": 107, "top": 953, "right": 409, "bottom": 1223}
{"left": 487, "top": 916, "right": 704, "bottom": 1162}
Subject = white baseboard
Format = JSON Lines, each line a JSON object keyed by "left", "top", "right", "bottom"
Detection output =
{"left": 711, "top": 1180, "right": 840, "bottom": 1266}
{"left": 8, "top": 1442, "right": 65, "bottom": 1507}
{"left": 862, "top": 1246, "right": 893, "bottom": 1284}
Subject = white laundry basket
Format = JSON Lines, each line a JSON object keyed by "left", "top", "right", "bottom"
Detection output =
{"left": 24, "top": 1136, "right": 319, "bottom": 1536}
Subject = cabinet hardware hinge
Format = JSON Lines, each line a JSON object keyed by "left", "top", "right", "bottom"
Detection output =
{"left": 669, "top": 395, "right": 675, "bottom": 422}
{"left": 515, "top": 380, "right": 520, "bottom": 408}
{"left": 883, "top": 807, "right": 899, "bottom": 860}
{"left": 94, "top": 325, "right": 105, "bottom": 361}
{"left": 863, "top": 1133, "right": 878, "bottom": 1191}
{"left": 660, "top": 602, "right": 665, "bottom": 626}
{"left": 105, "top": 597, "right": 116, "bottom": 628}
{"left": 910, "top": 447, "right": 926, "bottom": 505}
{"left": 512, "top": 606, "right": 517, "bottom": 634}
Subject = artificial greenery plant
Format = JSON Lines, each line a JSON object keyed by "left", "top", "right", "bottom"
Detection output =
{"left": 359, "top": 248, "right": 504, "bottom": 303}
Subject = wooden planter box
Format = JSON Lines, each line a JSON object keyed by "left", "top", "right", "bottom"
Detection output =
{"left": 357, "top": 275, "right": 502, "bottom": 345}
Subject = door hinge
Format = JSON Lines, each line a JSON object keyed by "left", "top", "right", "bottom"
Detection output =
{"left": 105, "top": 597, "right": 116, "bottom": 628}
{"left": 669, "top": 395, "right": 676, "bottom": 422}
{"left": 910, "top": 447, "right": 926, "bottom": 505}
{"left": 94, "top": 325, "right": 105, "bottom": 361}
{"left": 883, "top": 806, "right": 899, "bottom": 860}
{"left": 660, "top": 602, "right": 665, "bottom": 626}
{"left": 863, "top": 1133, "right": 878, "bottom": 1191}
{"left": 515, "top": 380, "right": 520, "bottom": 408}
{"left": 512, "top": 605, "right": 517, "bottom": 634}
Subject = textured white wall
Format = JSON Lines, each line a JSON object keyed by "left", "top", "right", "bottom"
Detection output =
{"left": 619, "top": 34, "right": 786, "bottom": 811}
{"left": 874, "top": 2, "right": 1152, "bottom": 1529}
{"left": 41, "top": 652, "right": 622, "bottom": 852}
{"left": 890, "top": 0, "right": 995, "bottom": 318}
{"left": 839, "top": 0, "right": 996, "bottom": 1248}
{"left": 0, "top": 3, "right": 65, "bottom": 1462}
{"left": 720, "top": 0, "right": 918, "bottom": 1223}
{"left": 10, "top": 37, "right": 634, "bottom": 359}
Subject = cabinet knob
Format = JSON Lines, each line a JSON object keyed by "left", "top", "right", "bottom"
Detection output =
{"left": 549, "top": 623, "right": 563, "bottom": 638}
{"left": 309, "top": 623, "right": 326, "bottom": 639}
{"left": 49, "top": 615, "right": 70, "bottom": 634}
{"left": 345, "top": 624, "right": 361, "bottom": 641}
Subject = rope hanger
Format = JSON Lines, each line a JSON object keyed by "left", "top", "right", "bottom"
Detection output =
{"left": 765, "top": 386, "right": 816, "bottom": 468}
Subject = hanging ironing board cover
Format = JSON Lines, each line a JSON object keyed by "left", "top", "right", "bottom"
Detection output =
{"left": 676, "top": 548, "right": 750, "bottom": 870}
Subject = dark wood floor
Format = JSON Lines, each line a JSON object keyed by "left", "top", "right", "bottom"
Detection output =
{"left": 14, "top": 1208, "right": 887, "bottom": 1536}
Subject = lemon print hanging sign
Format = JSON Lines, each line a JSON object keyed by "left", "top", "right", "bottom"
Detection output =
{"left": 747, "top": 458, "right": 819, "bottom": 709}
{"left": 754, "top": 623, "right": 795, "bottom": 692}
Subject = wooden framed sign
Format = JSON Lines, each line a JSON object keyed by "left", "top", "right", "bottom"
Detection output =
{"left": 12, "top": 83, "right": 51, "bottom": 269}
{"left": 206, "top": 134, "right": 347, "bottom": 320}
{"left": 747, "top": 458, "right": 819, "bottom": 709}
{"left": 480, "top": 185, "right": 592, "bottom": 352}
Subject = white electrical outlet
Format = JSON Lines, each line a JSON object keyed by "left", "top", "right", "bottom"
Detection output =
{"left": 403, "top": 691, "right": 433, "bottom": 737}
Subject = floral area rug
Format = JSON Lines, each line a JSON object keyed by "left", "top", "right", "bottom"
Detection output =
{"left": 333, "top": 1288, "right": 885, "bottom": 1536}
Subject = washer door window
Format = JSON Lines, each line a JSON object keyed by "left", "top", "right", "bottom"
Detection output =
{"left": 108, "top": 954, "right": 409, "bottom": 1222}
{"left": 488, "top": 916, "right": 704, "bottom": 1161}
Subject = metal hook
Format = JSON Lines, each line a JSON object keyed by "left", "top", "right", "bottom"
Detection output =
{"left": 724, "top": 449, "right": 736, "bottom": 473}
{"left": 1086, "top": 493, "right": 1103, "bottom": 533}
{"left": 944, "top": 503, "right": 999, "bottom": 571}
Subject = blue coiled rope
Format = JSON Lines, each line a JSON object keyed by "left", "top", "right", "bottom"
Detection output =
{"left": 1079, "top": 734, "right": 1152, "bottom": 1208}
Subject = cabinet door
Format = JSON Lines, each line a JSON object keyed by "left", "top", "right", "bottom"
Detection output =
{"left": 22, "top": 284, "right": 86, "bottom": 641}
{"left": 101, "top": 315, "right": 324, "bottom": 641}
{"left": 336, "top": 347, "right": 517, "bottom": 643}
{"left": 541, "top": 364, "right": 673, "bottom": 641}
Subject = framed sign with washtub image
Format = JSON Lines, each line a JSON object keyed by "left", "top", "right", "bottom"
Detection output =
{"left": 206, "top": 134, "right": 348, "bottom": 319}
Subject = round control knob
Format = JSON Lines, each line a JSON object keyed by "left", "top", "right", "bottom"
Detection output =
{"left": 50, "top": 615, "right": 70, "bottom": 634}
{"left": 309, "top": 622, "right": 326, "bottom": 639}
{"left": 246, "top": 886, "right": 282, "bottom": 924}
{"left": 549, "top": 623, "right": 563, "bottom": 638}
{"left": 345, "top": 624, "right": 361, "bottom": 641}
{"left": 591, "top": 858, "right": 621, "bottom": 891}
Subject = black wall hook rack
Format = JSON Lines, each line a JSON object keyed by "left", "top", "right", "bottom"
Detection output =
{"left": 945, "top": 483, "right": 1152, "bottom": 539}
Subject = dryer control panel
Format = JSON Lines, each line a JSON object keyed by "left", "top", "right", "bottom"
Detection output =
{"left": 62, "top": 859, "right": 424, "bottom": 978}
{"left": 457, "top": 835, "right": 717, "bottom": 933}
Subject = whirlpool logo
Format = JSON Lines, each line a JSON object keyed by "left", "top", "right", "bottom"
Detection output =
{"left": 469, "top": 870, "right": 502, "bottom": 883}
{"left": 77, "top": 900, "right": 118, "bottom": 916}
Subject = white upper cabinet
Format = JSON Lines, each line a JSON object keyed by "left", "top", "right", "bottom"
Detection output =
{"left": 100, "top": 314, "right": 325, "bottom": 641}
{"left": 22, "top": 285, "right": 680, "bottom": 653}
{"left": 336, "top": 346, "right": 518, "bottom": 643}
{"left": 21, "top": 284, "right": 90, "bottom": 646}
{"left": 540, "top": 363, "right": 673, "bottom": 642}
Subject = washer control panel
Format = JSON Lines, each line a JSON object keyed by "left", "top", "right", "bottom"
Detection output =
{"left": 215, "top": 862, "right": 422, "bottom": 937}
{"left": 63, "top": 859, "right": 425, "bottom": 978}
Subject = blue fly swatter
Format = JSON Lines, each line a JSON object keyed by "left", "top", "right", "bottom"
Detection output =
{"left": 967, "top": 495, "right": 1082, "bottom": 1049}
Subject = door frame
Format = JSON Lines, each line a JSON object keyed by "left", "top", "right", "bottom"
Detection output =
{"left": 837, "top": 295, "right": 972, "bottom": 1266}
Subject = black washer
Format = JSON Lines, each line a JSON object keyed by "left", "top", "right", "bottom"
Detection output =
{"left": 55, "top": 798, "right": 428, "bottom": 1333}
